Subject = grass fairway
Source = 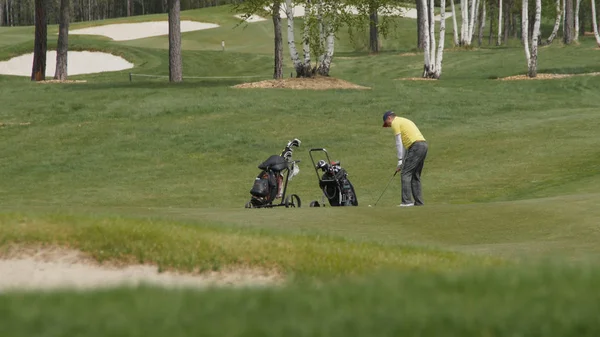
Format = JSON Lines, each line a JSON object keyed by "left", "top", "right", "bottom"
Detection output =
{"left": 1, "top": 4, "right": 600, "bottom": 336}
{"left": 2, "top": 264, "right": 600, "bottom": 337}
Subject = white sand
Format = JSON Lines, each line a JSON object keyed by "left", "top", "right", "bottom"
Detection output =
{"left": 0, "top": 248, "right": 280, "bottom": 292}
{"left": 0, "top": 50, "right": 133, "bottom": 77}
{"left": 234, "top": 14, "right": 267, "bottom": 22}
{"left": 70, "top": 20, "right": 220, "bottom": 41}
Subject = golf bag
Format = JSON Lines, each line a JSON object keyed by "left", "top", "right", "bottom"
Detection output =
{"left": 309, "top": 148, "right": 358, "bottom": 207}
{"left": 245, "top": 139, "right": 302, "bottom": 208}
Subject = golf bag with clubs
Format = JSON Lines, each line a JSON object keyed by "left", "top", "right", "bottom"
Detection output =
{"left": 245, "top": 139, "right": 302, "bottom": 208}
{"left": 308, "top": 148, "right": 358, "bottom": 207}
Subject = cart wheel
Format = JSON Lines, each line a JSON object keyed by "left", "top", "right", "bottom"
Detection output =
{"left": 285, "top": 194, "right": 301, "bottom": 208}
{"left": 244, "top": 201, "right": 254, "bottom": 209}
{"left": 309, "top": 201, "right": 321, "bottom": 207}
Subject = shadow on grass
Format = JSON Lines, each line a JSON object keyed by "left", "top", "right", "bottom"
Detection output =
{"left": 61, "top": 79, "right": 250, "bottom": 90}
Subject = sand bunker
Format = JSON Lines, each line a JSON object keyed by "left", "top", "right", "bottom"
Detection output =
{"left": 0, "top": 246, "right": 281, "bottom": 292}
{"left": 70, "top": 20, "right": 219, "bottom": 41}
{"left": 0, "top": 50, "right": 133, "bottom": 77}
{"left": 234, "top": 14, "right": 267, "bottom": 22}
{"left": 232, "top": 76, "right": 371, "bottom": 90}
{"left": 499, "top": 72, "right": 600, "bottom": 80}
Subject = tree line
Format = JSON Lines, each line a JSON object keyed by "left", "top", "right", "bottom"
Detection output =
{"left": 0, "top": 0, "right": 234, "bottom": 26}
{"left": 232, "top": 0, "right": 600, "bottom": 80}
{"left": 17, "top": 0, "right": 600, "bottom": 83}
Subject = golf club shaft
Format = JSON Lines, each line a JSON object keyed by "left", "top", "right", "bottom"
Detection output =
{"left": 373, "top": 171, "right": 397, "bottom": 206}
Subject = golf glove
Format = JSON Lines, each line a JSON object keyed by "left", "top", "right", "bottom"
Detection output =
{"left": 396, "top": 159, "right": 403, "bottom": 172}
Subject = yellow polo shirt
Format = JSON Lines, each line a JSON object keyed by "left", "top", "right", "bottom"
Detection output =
{"left": 391, "top": 117, "right": 426, "bottom": 149}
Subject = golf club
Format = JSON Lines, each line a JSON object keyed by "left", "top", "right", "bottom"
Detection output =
{"left": 369, "top": 170, "right": 398, "bottom": 207}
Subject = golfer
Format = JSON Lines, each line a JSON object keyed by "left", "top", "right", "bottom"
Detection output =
{"left": 382, "top": 110, "right": 428, "bottom": 206}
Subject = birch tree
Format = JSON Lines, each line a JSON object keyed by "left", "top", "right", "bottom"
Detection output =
{"left": 461, "top": 0, "right": 468, "bottom": 43}
{"left": 545, "top": 0, "right": 562, "bottom": 44}
{"left": 284, "top": 0, "right": 314, "bottom": 77}
{"left": 54, "top": 0, "right": 70, "bottom": 80}
{"left": 522, "top": 0, "right": 541, "bottom": 77}
{"left": 168, "top": 0, "right": 182, "bottom": 82}
{"left": 456, "top": 0, "right": 478, "bottom": 45}
{"left": 301, "top": 0, "right": 351, "bottom": 76}
{"left": 468, "top": 0, "right": 477, "bottom": 39}
{"left": 574, "top": 0, "right": 582, "bottom": 40}
{"left": 422, "top": 0, "right": 446, "bottom": 78}
{"left": 497, "top": 0, "right": 503, "bottom": 45}
{"left": 31, "top": 0, "right": 47, "bottom": 81}
{"left": 477, "top": 0, "right": 486, "bottom": 45}
{"left": 450, "top": 0, "right": 459, "bottom": 45}
{"left": 592, "top": 0, "right": 600, "bottom": 46}
{"left": 312, "top": 0, "right": 335, "bottom": 76}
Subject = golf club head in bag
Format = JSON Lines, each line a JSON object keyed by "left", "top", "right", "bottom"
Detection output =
{"left": 281, "top": 138, "right": 301, "bottom": 162}
{"left": 309, "top": 148, "right": 358, "bottom": 207}
{"left": 246, "top": 139, "right": 303, "bottom": 209}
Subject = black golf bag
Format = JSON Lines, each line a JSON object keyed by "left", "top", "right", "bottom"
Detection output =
{"left": 308, "top": 148, "right": 358, "bottom": 207}
{"left": 245, "top": 139, "right": 302, "bottom": 209}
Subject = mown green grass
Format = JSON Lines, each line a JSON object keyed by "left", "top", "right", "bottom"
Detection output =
{"left": 2, "top": 263, "right": 600, "bottom": 337}
{"left": 0, "top": 212, "right": 500, "bottom": 278}
{"left": 1, "top": 4, "right": 600, "bottom": 335}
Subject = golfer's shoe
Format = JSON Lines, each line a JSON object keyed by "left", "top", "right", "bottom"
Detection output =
{"left": 397, "top": 203, "right": 414, "bottom": 207}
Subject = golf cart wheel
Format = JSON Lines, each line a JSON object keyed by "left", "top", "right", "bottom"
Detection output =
{"left": 285, "top": 194, "right": 301, "bottom": 208}
{"left": 244, "top": 201, "right": 254, "bottom": 209}
{"left": 309, "top": 201, "right": 321, "bottom": 207}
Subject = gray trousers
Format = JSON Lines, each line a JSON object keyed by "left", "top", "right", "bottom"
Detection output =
{"left": 401, "top": 141, "right": 428, "bottom": 205}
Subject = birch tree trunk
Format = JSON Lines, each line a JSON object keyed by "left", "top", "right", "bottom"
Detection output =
{"left": 592, "top": 0, "right": 600, "bottom": 46}
{"left": 168, "top": 0, "right": 182, "bottom": 82}
{"left": 302, "top": 0, "right": 312, "bottom": 76}
{"left": 522, "top": 0, "right": 531, "bottom": 70}
{"left": 317, "top": 24, "right": 334, "bottom": 76}
{"left": 472, "top": 0, "right": 480, "bottom": 40}
{"left": 450, "top": 0, "right": 459, "bottom": 46}
{"left": 429, "top": 0, "right": 436, "bottom": 65}
{"left": 574, "top": 0, "right": 581, "bottom": 40}
{"left": 528, "top": 0, "right": 541, "bottom": 77}
{"left": 285, "top": 0, "right": 303, "bottom": 76}
{"left": 498, "top": 0, "right": 503, "bottom": 45}
{"left": 54, "top": 0, "right": 70, "bottom": 80}
{"left": 461, "top": 0, "right": 468, "bottom": 43}
{"left": 422, "top": 0, "right": 432, "bottom": 76}
{"left": 478, "top": 0, "right": 486, "bottom": 45}
{"left": 272, "top": 1, "right": 284, "bottom": 79}
{"left": 434, "top": 0, "right": 446, "bottom": 78}
{"left": 468, "top": 0, "right": 477, "bottom": 42}
{"left": 31, "top": 0, "right": 47, "bottom": 81}
{"left": 546, "top": 0, "right": 562, "bottom": 44}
